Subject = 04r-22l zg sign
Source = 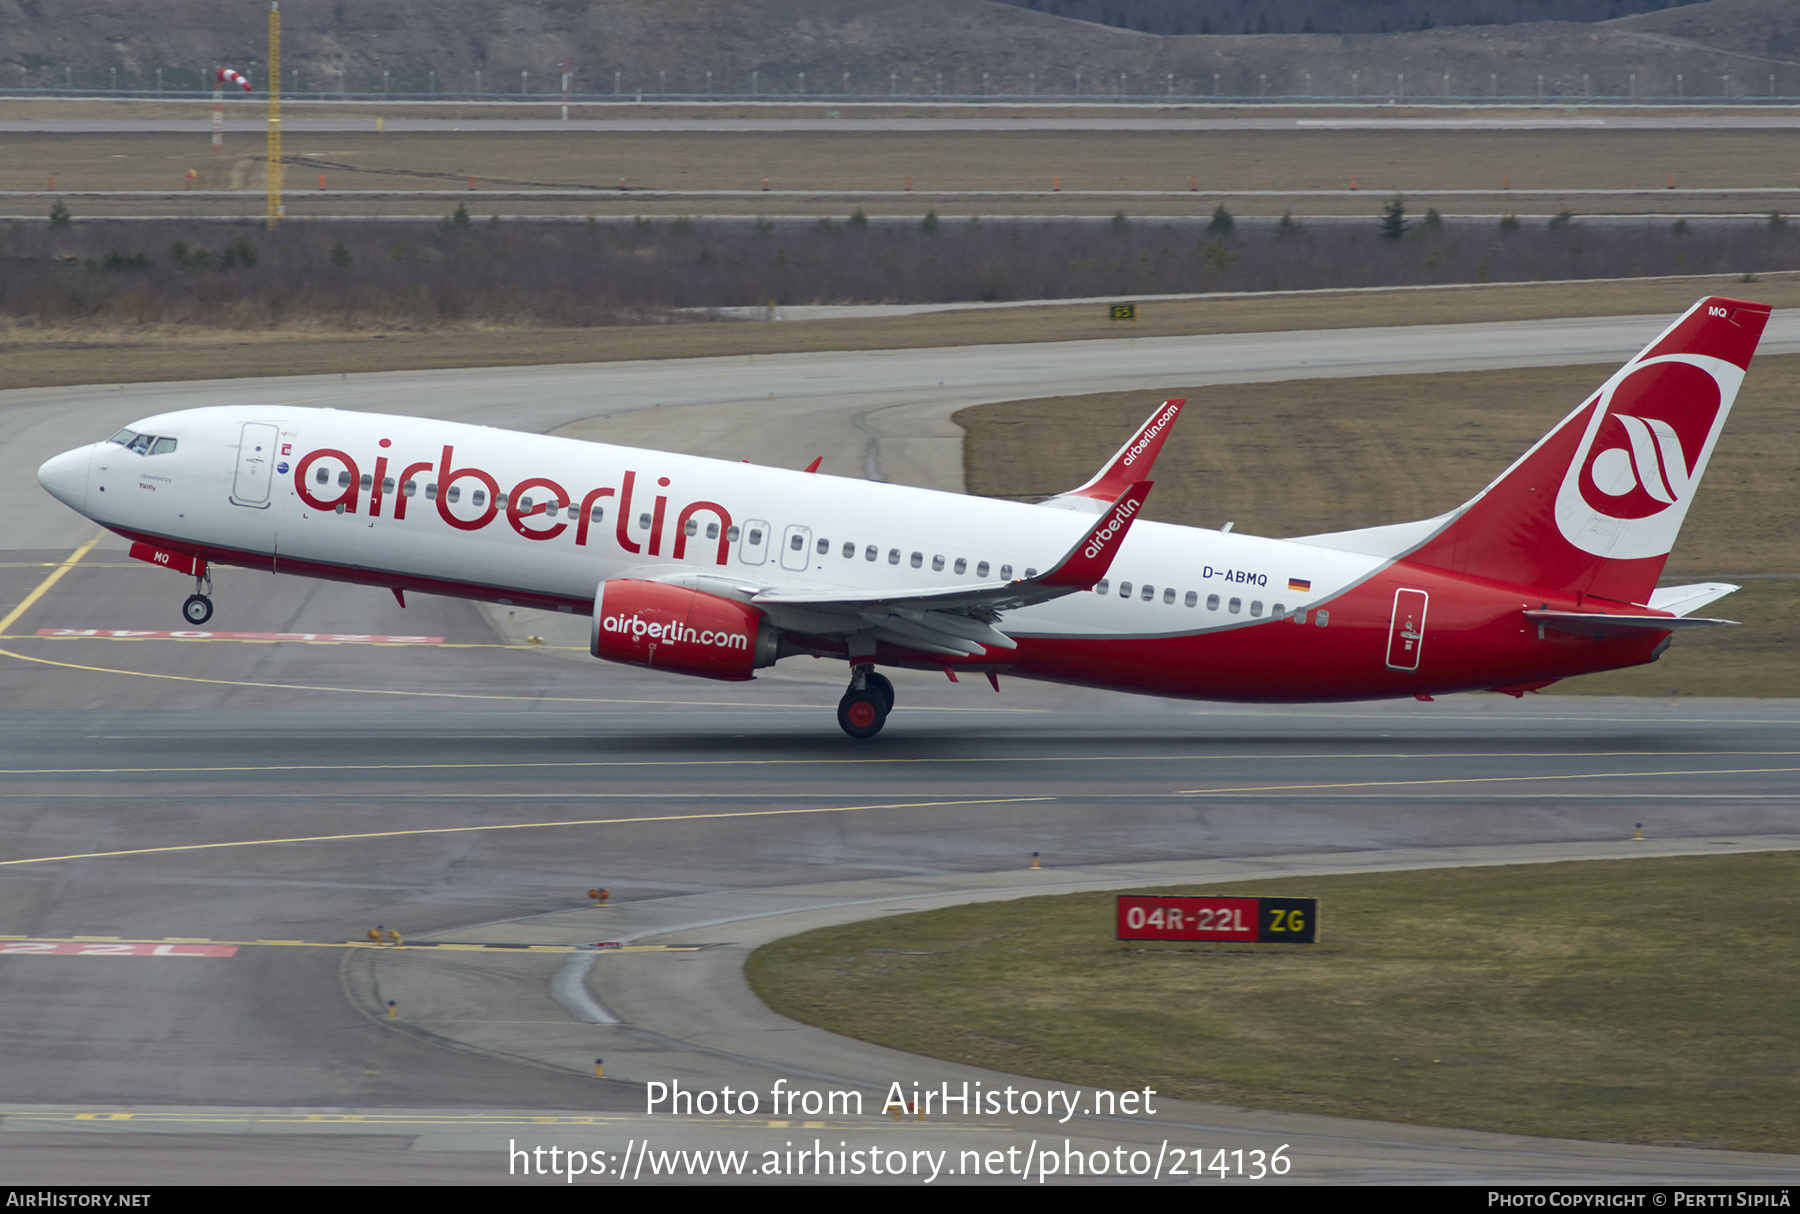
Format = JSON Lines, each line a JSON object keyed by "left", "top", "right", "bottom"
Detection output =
{"left": 1116, "top": 895, "right": 1318, "bottom": 944}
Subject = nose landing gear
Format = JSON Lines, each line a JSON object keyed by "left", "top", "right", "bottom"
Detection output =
{"left": 181, "top": 569, "right": 214, "bottom": 625}
{"left": 837, "top": 664, "right": 895, "bottom": 738}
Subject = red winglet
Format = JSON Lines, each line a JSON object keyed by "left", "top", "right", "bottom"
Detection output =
{"left": 803, "top": 457, "right": 823, "bottom": 474}
{"left": 1065, "top": 399, "right": 1184, "bottom": 501}
{"left": 1037, "top": 481, "right": 1153, "bottom": 588}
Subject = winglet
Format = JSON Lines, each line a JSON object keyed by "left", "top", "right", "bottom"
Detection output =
{"left": 1064, "top": 399, "right": 1184, "bottom": 501}
{"left": 1036, "top": 480, "right": 1153, "bottom": 588}
{"left": 803, "top": 456, "right": 822, "bottom": 474}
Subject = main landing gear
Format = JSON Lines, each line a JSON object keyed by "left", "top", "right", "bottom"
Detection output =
{"left": 837, "top": 664, "right": 895, "bottom": 739}
{"left": 181, "top": 570, "right": 214, "bottom": 625}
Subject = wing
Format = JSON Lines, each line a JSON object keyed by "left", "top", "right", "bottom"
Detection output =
{"left": 649, "top": 481, "right": 1153, "bottom": 659}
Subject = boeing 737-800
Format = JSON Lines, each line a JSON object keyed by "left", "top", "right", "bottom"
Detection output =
{"left": 36, "top": 296, "right": 1768, "bottom": 737}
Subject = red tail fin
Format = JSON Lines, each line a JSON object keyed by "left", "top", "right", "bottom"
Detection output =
{"left": 1404, "top": 297, "right": 1770, "bottom": 605}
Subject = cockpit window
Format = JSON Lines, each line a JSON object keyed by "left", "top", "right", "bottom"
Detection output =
{"left": 112, "top": 429, "right": 177, "bottom": 455}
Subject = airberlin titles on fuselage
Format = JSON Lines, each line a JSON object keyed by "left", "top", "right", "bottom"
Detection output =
{"left": 291, "top": 441, "right": 735, "bottom": 566}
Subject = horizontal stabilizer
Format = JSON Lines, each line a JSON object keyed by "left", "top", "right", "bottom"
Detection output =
{"left": 1648, "top": 582, "right": 1740, "bottom": 617}
{"left": 1524, "top": 609, "right": 1736, "bottom": 638}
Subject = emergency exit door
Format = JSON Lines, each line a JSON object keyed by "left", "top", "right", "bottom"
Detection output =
{"left": 1385, "top": 588, "right": 1429, "bottom": 672}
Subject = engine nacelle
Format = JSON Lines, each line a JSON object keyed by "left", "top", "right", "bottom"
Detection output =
{"left": 591, "top": 579, "right": 776, "bottom": 681}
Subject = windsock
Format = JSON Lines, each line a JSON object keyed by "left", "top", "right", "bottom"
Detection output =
{"left": 217, "top": 68, "right": 252, "bottom": 92}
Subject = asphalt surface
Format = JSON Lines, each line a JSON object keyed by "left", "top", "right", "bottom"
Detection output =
{"left": 12, "top": 113, "right": 1800, "bottom": 133}
{"left": 2, "top": 314, "right": 1797, "bottom": 1184}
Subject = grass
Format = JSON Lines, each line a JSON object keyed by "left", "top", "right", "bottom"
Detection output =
{"left": 12, "top": 128, "right": 1800, "bottom": 201}
{"left": 746, "top": 853, "right": 1800, "bottom": 1151}
{"left": 4, "top": 272, "right": 1798, "bottom": 392}
{"left": 956, "top": 354, "right": 1800, "bottom": 696}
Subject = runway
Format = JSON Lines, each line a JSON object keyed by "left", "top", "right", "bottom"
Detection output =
{"left": 3, "top": 311, "right": 1797, "bottom": 1183}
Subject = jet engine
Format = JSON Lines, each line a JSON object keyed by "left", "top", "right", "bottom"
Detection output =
{"left": 591, "top": 579, "right": 777, "bottom": 681}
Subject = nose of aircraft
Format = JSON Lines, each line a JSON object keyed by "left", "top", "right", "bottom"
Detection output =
{"left": 37, "top": 445, "right": 92, "bottom": 515}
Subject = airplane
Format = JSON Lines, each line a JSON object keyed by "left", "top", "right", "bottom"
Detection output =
{"left": 35, "top": 295, "right": 1768, "bottom": 738}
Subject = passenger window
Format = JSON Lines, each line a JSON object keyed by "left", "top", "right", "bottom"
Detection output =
{"left": 545, "top": 503, "right": 559, "bottom": 518}
{"left": 150, "top": 437, "right": 178, "bottom": 455}
{"left": 1095, "top": 579, "right": 1109, "bottom": 595}
{"left": 1025, "top": 568, "right": 1037, "bottom": 578}
{"left": 706, "top": 522, "right": 720, "bottom": 539}
{"left": 748, "top": 527, "right": 764, "bottom": 545}
{"left": 446, "top": 486, "right": 460, "bottom": 503}
{"left": 1271, "top": 603, "right": 1284, "bottom": 618}
{"left": 316, "top": 467, "right": 331, "bottom": 485}
{"left": 789, "top": 533, "right": 804, "bottom": 551}
{"left": 816, "top": 537, "right": 830, "bottom": 555}
{"left": 931, "top": 555, "right": 945, "bottom": 571}
{"left": 954, "top": 557, "right": 966, "bottom": 575}
{"left": 593, "top": 505, "right": 606, "bottom": 523}
{"left": 382, "top": 477, "right": 395, "bottom": 493}
{"left": 639, "top": 512, "right": 652, "bottom": 529}
{"left": 1163, "top": 587, "right": 1176, "bottom": 604}
{"left": 1206, "top": 594, "right": 1220, "bottom": 611}
{"left": 888, "top": 549, "right": 900, "bottom": 565}
{"left": 726, "top": 524, "right": 739, "bottom": 541}
{"left": 843, "top": 542, "right": 855, "bottom": 558}
{"left": 1250, "top": 600, "right": 1263, "bottom": 617}
{"left": 999, "top": 564, "right": 1013, "bottom": 579}
{"left": 1119, "top": 582, "right": 1133, "bottom": 598}
{"left": 1316, "top": 610, "right": 1330, "bottom": 627}
{"left": 472, "top": 490, "right": 487, "bottom": 507}
{"left": 910, "top": 552, "right": 923, "bottom": 568}
{"left": 426, "top": 483, "right": 438, "bottom": 500}
{"left": 865, "top": 545, "right": 877, "bottom": 561}
{"left": 402, "top": 480, "right": 417, "bottom": 497}
{"left": 1185, "top": 590, "right": 1197, "bottom": 607}
{"left": 496, "top": 493, "right": 508, "bottom": 509}
{"left": 1228, "top": 597, "right": 1241, "bottom": 614}
{"left": 685, "top": 518, "right": 699, "bottom": 536}
{"left": 1294, "top": 610, "right": 1307, "bottom": 624}
{"left": 337, "top": 470, "right": 351, "bottom": 487}
{"left": 977, "top": 560, "right": 990, "bottom": 578}
{"left": 1140, "top": 585, "right": 1154, "bottom": 602}
{"left": 361, "top": 473, "right": 373, "bottom": 491}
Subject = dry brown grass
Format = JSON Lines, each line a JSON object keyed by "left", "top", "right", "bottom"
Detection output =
{"left": 748, "top": 854, "right": 1800, "bottom": 1152}
{"left": 5, "top": 273, "right": 1797, "bottom": 392}
{"left": 9, "top": 126, "right": 1800, "bottom": 218}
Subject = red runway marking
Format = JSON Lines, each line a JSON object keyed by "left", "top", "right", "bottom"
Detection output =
{"left": 0, "top": 941, "right": 238, "bottom": 957}
{"left": 35, "top": 629, "right": 444, "bottom": 644}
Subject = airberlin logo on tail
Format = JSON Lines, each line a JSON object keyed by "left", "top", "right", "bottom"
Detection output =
{"left": 1584, "top": 413, "right": 1692, "bottom": 512}
{"left": 1084, "top": 498, "right": 1142, "bottom": 559}
{"left": 1554, "top": 353, "right": 1741, "bottom": 560}
{"left": 601, "top": 612, "right": 750, "bottom": 651}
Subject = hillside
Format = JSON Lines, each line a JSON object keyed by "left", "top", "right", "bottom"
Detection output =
{"left": 2, "top": 0, "right": 1795, "bottom": 99}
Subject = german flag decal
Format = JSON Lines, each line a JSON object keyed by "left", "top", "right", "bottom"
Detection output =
{"left": 1288, "top": 578, "right": 1312, "bottom": 592}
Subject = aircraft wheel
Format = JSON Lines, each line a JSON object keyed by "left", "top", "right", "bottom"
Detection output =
{"left": 865, "top": 671, "right": 896, "bottom": 712}
{"left": 837, "top": 689, "right": 888, "bottom": 739}
{"left": 182, "top": 594, "right": 214, "bottom": 625}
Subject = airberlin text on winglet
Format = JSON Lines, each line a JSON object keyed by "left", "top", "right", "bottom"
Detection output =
{"left": 1084, "top": 495, "right": 1142, "bottom": 561}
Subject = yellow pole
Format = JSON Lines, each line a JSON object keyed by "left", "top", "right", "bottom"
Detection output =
{"left": 267, "top": 2, "right": 282, "bottom": 226}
